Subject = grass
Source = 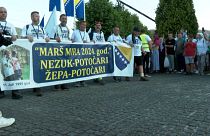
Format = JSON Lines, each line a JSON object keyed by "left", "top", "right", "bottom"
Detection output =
{"left": 22, "top": 64, "right": 30, "bottom": 80}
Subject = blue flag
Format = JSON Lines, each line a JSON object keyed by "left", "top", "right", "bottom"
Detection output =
{"left": 75, "top": 0, "right": 85, "bottom": 20}
{"left": 64, "top": 0, "right": 74, "bottom": 17}
{"left": 40, "top": 16, "right": 44, "bottom": 28}
{"left": 49, "top": 0, "right": 61, "bottom": 11}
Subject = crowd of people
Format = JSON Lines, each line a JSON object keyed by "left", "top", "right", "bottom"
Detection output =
{"left": 1, "top": 6, "right": 210, "bottom": 100}
{"left": 154, "top": 32, "right": 210, "bottom": 76}
{"left": 1, "top": 6, "right": 210, "bottom": 128}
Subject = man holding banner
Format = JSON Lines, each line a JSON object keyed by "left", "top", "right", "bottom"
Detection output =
{"left": 71, "top": 20, "right": 90, "bottom": 87}
{"left": 89, "top": 21, "right": 105, "bottom": 85}
{"left": 54, "top": 14, "right": 72, "bottom": 42}
{"left": 107, "top": 26, "right": 123, "bottom": 82}
{"left": 21, "top": 11, "right": 50, "bottom": 96}
{"left": 53, "top": 14, "right": 71, "bottom": 90}
{"left": 0, "top": 7, "right": 22, "bottom": 99}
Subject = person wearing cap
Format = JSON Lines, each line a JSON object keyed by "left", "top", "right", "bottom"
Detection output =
{"left": 196, "top": 33, "right": 208, "bottom": 75}
{"left": 126, "top": 27, "right": 148, "bottom": 81}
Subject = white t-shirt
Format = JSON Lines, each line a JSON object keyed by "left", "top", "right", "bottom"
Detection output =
{"left": 126, "top": 34, "right": 142, "bottom": 56}
{"left": 21, "top": 24, "right": 47, "bottom": 39}
{"left": 1, "top": 57, "right": 14, "bottom": 78}
{"left": 53, "top": 25, "right": 73, "bottom": 41}
{"left": 12, "top": 57, "right": 21, "bottom": 70}
{"left": 92, "top": 31, "right": 105, "bottom": 43}
{"left": 196, "top": 38, "right": 208, "bottom": 55}
{"left": 107, "top": 34, "right": 123, "bottom": 43}
{"left": 71, "top": 29, "right": 90, "bottom": 43}
{"left": 0, "top": 21, "right": 17, "bottom": 36}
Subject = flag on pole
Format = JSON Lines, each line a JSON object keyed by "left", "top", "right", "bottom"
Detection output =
{"left": 45, "top": 7, "right": 58, "bottom": 38}
{"left": 40, "top": 16, "right": 45, "bottom": 28}
{"left": 63, "top": 0, "right": 74, "bottom": 17}
{"left": 75, "top": 0, "right": 85, "bottom": 20}
{"left": 49, "top": 0, "right": 61, "bottom": 11}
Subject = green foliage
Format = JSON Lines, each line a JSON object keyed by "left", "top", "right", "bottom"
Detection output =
{"left": 85, "top": 0, "right": 149, "bottom": 39}
{"left": 155, "top": 0, "right": 198, "bottom": 37}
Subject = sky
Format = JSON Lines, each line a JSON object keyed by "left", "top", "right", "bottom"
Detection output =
{"left": 0, "top": 0, "right": 209, "bottom": 30}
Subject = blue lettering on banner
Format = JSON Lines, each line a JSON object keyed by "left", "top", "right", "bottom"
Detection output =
{"left": 32, "top": 43, "right": 114, "bottom": 83}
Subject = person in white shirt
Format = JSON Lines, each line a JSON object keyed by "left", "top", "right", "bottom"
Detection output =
{"left": 21, "top": 11, "right": 49, "bottom": 96}
{"left": 126, "top": 27, "right": 148, "bottom": 81}
{"left": 196, "top": 33, "right": 208, "bottom": 75}
{"left": 54, "top": 14, "right": 71, "bottom": 90}
{"left": 0, "top": 7, "right": 16, "bottom": 42}
{"left": 107, "top": 26, "right": 123, "bottom": 43}
{"left": 21, "top": 11, "right": 49, "bottom": 43}
{"left": 12, "top": 51, "right": 22, "bottom": 80}
{"left": 71, "top": 21, "right": 90, "bottom": 87}
{"left": 0, "top": 111, "right": 15, "bottom": 128}
{"left": 71, "top": 21, "right": 90, "bottom": 43}
{"left": 89, "top": 21, "right": 105, "bottom": 43}
{"left": 1, "top": 50, "right": 14, "bottom": 80}
{"left": 0, "top": 7, "right": 22, "bottom": 99}
{"left": 89, "top": 21, "right": 105, "bottom": 85}
{"left": 107, "top": 26, "right": 123, "bottom": 82}
{"left": 54, "top": 14, "right": 72, "bottom": 42}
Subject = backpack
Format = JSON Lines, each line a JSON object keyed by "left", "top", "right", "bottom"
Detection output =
{"left": 131, "top": 34, "right": 141, "bottom": 44}
{"left": 89, "top": 28, "right": 103, "bottom": 41}
{"left": 0, "top": 33, "right": 13, "bottom": 46}
{"left": 25, "top": 24, "right": 45, "bottom": 36}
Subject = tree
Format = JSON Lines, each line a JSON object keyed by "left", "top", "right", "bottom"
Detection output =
{"left": 155, "top": 0, "right": 198, "bottom": 37}
{"left": 85, "top": 0, "right": 149, "bottom": 39}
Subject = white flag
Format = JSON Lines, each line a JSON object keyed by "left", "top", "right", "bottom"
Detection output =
{"left": 45, "top": 7, "right": 58, "bottom": 38}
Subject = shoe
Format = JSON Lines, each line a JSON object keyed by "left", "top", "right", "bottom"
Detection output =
{"left": 176, "top": 71, "right": 182, "bottom": 74}
{"left": 74, "top": 82, "right": 81, "bottom": 87}
{"left": 99, "top": 80, "right": 105, "bottom": 85}
{"left": 113, "top": 76, "right": 117, "bottom": 81}
{"left": 93, "top": 79, "right": 100, "bottom": 83}
{"left": 61, "top": 85, "right": 69, "bottom": 90}
{"left": 195, "top": 70, "right": 199, "bottom": 74}
{"left": 80, "top": 81, "right": 87, "bottom": 87}
{"left": 125, "top": 77, "right": 130, "bottom": 81}
{"left": 144, "top": 75, "right": 151, "bottom": 78}
{"left": 140, "top": 77, "right": 149, "bottom": 81}
{"left": 118, "top": 77, "right": 122, "bottom": 82}
{"left": 0, "top": 116, "right": 15, "bottom": 128}
{"left": 0, "top": 91, "right": 5, "bottom": 99}
{"left": 12, "top": 93, "right": 23, "bottom": 99}
{"left": 54, "top": 85, "right": 60, "bottom": 90}
{"left": 34, "top": 88, "right": 42, "bottom": 97}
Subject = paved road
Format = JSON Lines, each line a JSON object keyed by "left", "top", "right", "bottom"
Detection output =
{"left": 1, "top": 74, "right": 210, "bottom": 136}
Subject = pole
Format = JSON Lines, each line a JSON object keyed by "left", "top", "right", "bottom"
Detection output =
{"left": 117, "top": 0, "right": 155, "bottom": 23}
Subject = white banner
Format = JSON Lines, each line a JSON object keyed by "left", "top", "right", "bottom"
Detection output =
{"left": 0, "top": 40, "right": 134, "bottom": 91}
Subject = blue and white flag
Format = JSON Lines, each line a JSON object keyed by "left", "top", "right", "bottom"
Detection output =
{"left": 40, "top": 16, "right": 45, "bottom": 28}
{"left": 45, "top": 7, "right": 58, "bottom": 38}
{"left": 49, "top": 0, "right": 61, "bottom": 11}
{"left": 63, "top": 0, "right": 74, "bottom": 17}
{"left": 75, "top": 0, "right": 85, "bottom": 20}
